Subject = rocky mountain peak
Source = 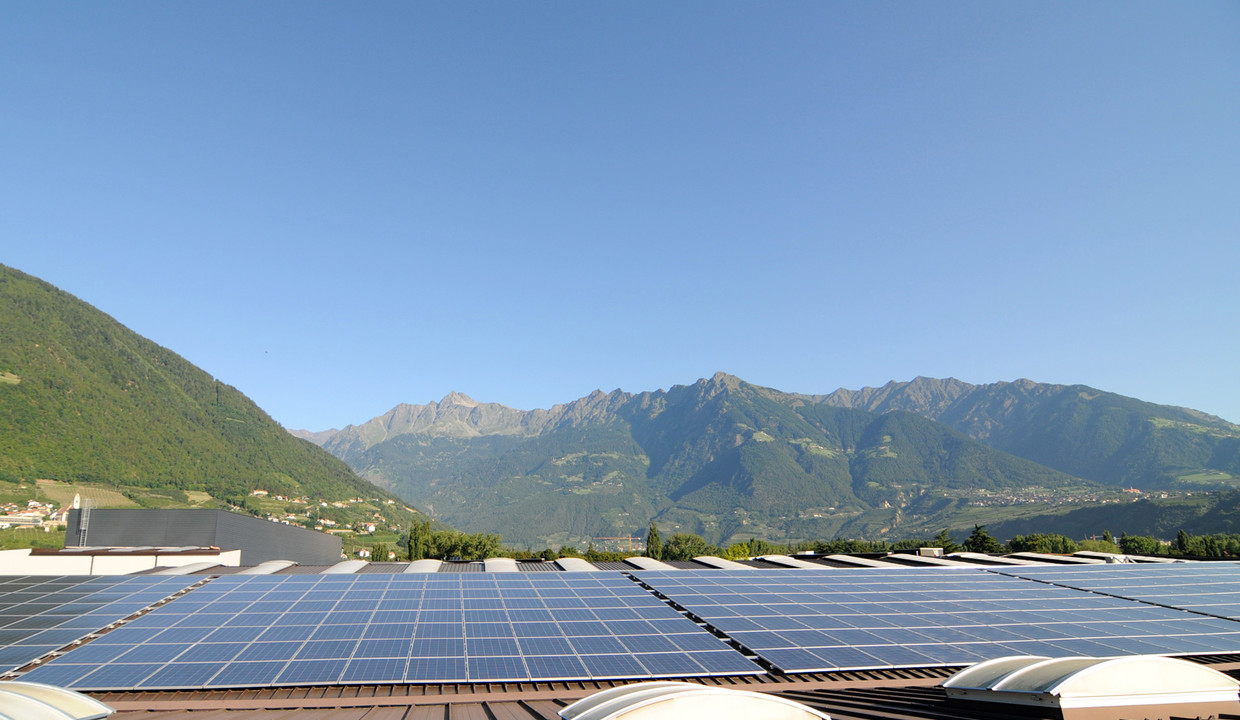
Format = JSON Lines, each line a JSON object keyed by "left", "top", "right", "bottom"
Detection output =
{"left": 698, "top": 371, "right": 743, "bottom": 395}
{"left": 439, "top": 391, "right": 478, "bottom": 408}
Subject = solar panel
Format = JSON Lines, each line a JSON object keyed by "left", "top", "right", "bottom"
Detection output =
{"left": 0, "top": 575, "right": 198, "bottom": 673}
{"left": 989, "top": 562, "right": 1240, "bottom": 619}
{"left": 631, "top": 568, "right": 1240, "bottom": 673}
{"left": 22, "top": 572, "right": 761, "bottom": 689}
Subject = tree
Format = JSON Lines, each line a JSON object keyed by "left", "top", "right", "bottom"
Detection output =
{"left": 406, "top": 518, "right": 431, "bottom": 560}
{"left": 662, "top": 533, "right": 715, "bottom": 561}
{"left": 645, "top": 522, "right": 663, "bottom": 560}
{"left": 1117, "top": 532, "right": 1164, "bottom": 556}
{"left": 1078, "top": 539, "right": 1120, "bottom": 553}
{"left": 931, "top": 530, "right": 962, "bottom": 554}
{"left": 963, "top": 525, "right": 1004, "bottom": 554}
{"left": 1176, "top": 529, "right": 1190, "bottom": 554}
{"left": 1008, "top": 533, "right": 1078, "bottom": 554}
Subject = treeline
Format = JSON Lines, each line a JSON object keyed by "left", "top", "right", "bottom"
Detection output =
{"left": 379, "top": 521, "right": 1240, "bottom": 563}
{"left": 1002, "top": 529, "right": 1240, "bottom": 558}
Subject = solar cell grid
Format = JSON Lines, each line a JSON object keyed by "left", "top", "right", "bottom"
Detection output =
{"left": 0, "top": 575, "right": 197, "bottom": 673}
{"left": 991, "top": 562, "right": 1240, "bottom": 619}
{"left": 634, "top": 568, "right": 1240, "bottom": 674}
{"left": 23, "top": 572, "right": 760, "bottom": 689}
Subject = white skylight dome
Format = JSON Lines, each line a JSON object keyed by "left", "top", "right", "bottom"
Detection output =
{"left": 0, "top": 681, "right": 114, "bottom": 720}
{"left": 942, "top": 654, "right": 1240, "bottom": 717}
{"left": 559, "top": 681, "right": 831, "bottom": 720}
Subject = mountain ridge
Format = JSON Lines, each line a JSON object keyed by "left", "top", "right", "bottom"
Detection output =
{"left": 304, "top": 373, "right": 1099, "bottom": 546}
{"left": 295, "top": 372, "right": 1240, "bottom": 546}
{"left": 299, "top": 373, "right": 1240, "bottom": 490}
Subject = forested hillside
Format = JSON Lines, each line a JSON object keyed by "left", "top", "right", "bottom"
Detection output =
{"left": 0, "top": 265, "right": 413, "bottom": 519}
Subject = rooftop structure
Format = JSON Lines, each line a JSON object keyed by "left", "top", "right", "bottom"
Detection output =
{"left": 64, "top": 509, "right": 342, "bottom": 566}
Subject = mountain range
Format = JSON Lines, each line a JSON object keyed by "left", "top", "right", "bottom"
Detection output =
{"left": 6, "top": 261, "right": 1239, "bottom": 552}
{"left": 294, "top": 373, "right": 1240, "bottom": 547}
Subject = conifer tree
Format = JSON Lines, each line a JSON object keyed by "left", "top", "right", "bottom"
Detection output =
{"left": 963, "top": 524, "right": 1004, "bottom": 554}
{"left": 645, "top": 522, "right": 663, "bottom": 560}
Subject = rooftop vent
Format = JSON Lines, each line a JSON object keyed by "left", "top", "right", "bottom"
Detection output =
{"left": 559, "top": 681, "right": 830, "bottom": 720}
{"left": 233, "top": 559, "right": 297, "bottom": 575}
{"left": 483, "top": 557, "right": 521, "bottom": 573}
{"left": 941, "top": 655, "right": 1240, "bottom": 719}
{"left": 321, "top": 559, "right": 369, "bottom": 574}
{"left": 403, "top": 558, "right": 442, "bottom": 573}
{"left": 554, "top": 557, "right": 600, "bottom": 572}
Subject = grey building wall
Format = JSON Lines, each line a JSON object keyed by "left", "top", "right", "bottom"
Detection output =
{"left": 65, "top": 509, "right": 342, "bottom": 565}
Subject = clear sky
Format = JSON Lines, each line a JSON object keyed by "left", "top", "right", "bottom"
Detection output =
{"left": 3, "top": 2, "right": 1238, "bottom": 430}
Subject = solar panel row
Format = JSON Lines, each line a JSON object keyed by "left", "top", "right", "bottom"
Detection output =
{"left": 0, "top": 575, "right": 197, "bottom": 673}
{"left": 21, "top": 573, "right": 760, "bottom": 689}
{"left": 992, "top": 562, "right": 1240, "bottom": 619}
{"left": 632, "top": 568, "right": 1240, "bottom": 673}
{"left": 17, "top": 563, "right": 1240, "bottom": 690}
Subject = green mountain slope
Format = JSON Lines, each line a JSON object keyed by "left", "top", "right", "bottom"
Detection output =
{"left": 984, "top": 491, "right": 1240, "bottom": 541}
{"left": 818, "top": 377, "right": 1240, "bottom": 487}
{"left": 0, "top": 265, "right": 412, "bottom": 522}
{"left": 325, "top": 373, "right": 1093, "bottom": 546}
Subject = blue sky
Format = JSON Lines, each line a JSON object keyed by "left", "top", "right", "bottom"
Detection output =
{"left": 3, "top": 3, "right": 1238, "bottom": 430}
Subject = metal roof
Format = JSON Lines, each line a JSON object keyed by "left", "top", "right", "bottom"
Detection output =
{"left": 90, "top": 659, "right": 1240, "bottom": 720}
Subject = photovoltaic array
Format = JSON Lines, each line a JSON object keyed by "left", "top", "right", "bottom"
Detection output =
{"left": 0, "top": 575, "right": 198, "bottom": 673}
{"left": 22, "top": 572, "right": 760, "bottom": 690}
{"left": 632, "top": 568, "right": 1240, "bottom": 673}
{"left": 991, "top": 562, "right": 1240, "bottom": 619}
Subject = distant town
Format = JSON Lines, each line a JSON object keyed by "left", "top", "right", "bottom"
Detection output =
{"left": 0, "top": 499, "right": 69, "bottom": 530}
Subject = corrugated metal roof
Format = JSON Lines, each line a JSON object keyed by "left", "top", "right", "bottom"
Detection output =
{"left": 437, "top": 561, "right": 483, "bottom": 572}
{"left": 359, "top": 562, "right": 410, "bottom": 574}
{"left": 97, "top": 668, "right": 965, "bottom": 718}
{"left": 516, "top": 561, "right": 560, "bottom": 572}
{"left": 98, "top": 662, "right": 1240, "bottom": 720}
{"left": 663, "top": 560, "right": 706, "bottom": 569}
{"left": 585, "top": 561, "right": 629, "bottom": 571}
